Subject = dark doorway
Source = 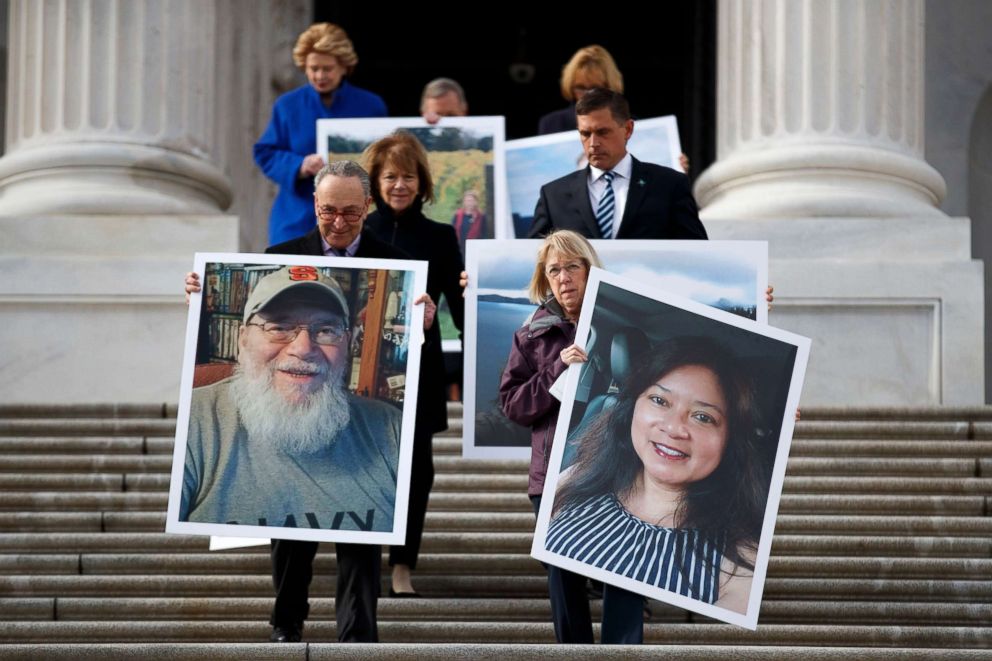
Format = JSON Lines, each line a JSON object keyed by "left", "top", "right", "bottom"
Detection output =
{"left": 315, "top": 2, "right": 717, "bottom": 180}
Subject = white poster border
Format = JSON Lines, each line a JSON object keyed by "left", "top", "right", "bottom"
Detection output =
{"left": 165, "top": 252, "right": 427, "bottom": 546}
{"left": 530, "top": 267, "right": 809, "bottom": 629}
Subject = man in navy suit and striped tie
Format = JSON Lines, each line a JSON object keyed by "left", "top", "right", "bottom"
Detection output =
{"left": 528, "top": 88, "right": 708, "bottom": 241}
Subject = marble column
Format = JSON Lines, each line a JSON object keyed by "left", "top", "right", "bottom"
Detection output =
{"left": 695, "top": 0, "right": 945, "bottom": 219}
{"left": 0, "top": 0, "right": 231, "bottom": 214}
{"left": 696, "top": 0, "right": 984, "bottom": 405}
{"left": 0, "top": 0, "right": 241, "bottom": 404}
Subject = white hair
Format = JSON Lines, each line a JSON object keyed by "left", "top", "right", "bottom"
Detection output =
{"left": 230, "top": 352, "right": 351, "bottom": 454}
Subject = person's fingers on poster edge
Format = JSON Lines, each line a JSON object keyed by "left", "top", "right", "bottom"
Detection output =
{"left": 184, "top": 272, "right": 201, "bottom": 305}
{"left": 414, "top": 293, "right": 436, "bottom": 330}
{"left": 559, "top": 343, "right": 588, "bottom": 366}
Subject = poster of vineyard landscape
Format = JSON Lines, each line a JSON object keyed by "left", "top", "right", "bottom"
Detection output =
{"left": 317, "top": 116, "right": 509, "bottom": 248}
{"left": 317, "top": 117, "right": 508, "bottom": 348}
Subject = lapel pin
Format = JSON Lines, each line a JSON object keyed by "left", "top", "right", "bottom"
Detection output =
{"left": 637, "top": 178, "right": 647, "bottom": 187}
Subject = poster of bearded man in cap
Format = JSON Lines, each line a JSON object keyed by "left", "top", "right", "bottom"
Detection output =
{"left": 166, "top": 253, "right": 428, "bottom": 546}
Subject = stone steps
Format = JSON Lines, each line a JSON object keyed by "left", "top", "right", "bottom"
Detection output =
{"left": 1, "top": 643, "right": 990, "bottom": 661}
{"left": 0, "top": 491, "right": 535, "bottom": 513}
{"left": 5, "top": 435, "right": 992, "bottom": 459}
{"left": 1, "top": 575, "right": 988, "bottom": 602}
{"left": 2, "top": 511, "right": 991, "bottom": 535}
{"left": 4, "top": 473, "right": 991, "bottom": 496}
{"left": 7, "top": 644, "right": 992, "bottom": 661}
{"left": 1, "top": 553, "right": 988, "bottom": 581}
{"left": 3, "top": 454, "right": 983, "bottom": 477}
{"left": 3, "top": 530, "right": 991, "bottom": 555}
{"left": 788, "top": 440, "right": 992, "bottom": 458}
{"left": 0, "top": 405, "right": 989, "bottom": 654}
{"left": 0, "top": 494, "right": 987, "bottom": 532}
{"left": 4, "top": 597, "right": 989, "bottom": 626}
{"left": 0, "top": 419, "right": 464, "bottom": 439}
{"left": 1, "top": 492, "right": 985, "bottom": 516}
{"left": 0, "top": 621, "right": 989, "bottom": 647}
{"left": 4, "top": 417, "right": 992, "bottom": 442}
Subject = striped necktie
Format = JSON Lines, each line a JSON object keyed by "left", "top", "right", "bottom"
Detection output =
{"left": 595, "top": 171, "right": 615, "bottom": 238}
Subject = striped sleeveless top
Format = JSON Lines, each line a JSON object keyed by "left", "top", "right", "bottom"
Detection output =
{"left": 545, "top": 493, "right": 725, "bottom": 604}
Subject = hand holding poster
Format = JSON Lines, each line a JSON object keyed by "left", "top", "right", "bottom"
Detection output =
{"left": 166, "top": 253, "right": 427, "bottom": 546}
{"left": 531, "top": 268, "right": 810, "bottom": 629}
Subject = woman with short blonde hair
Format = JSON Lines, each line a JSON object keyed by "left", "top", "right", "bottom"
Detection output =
{"left": 527, "top": 230, "right": 603, "bottom": 303}
{"left": 254, "top": 22, "right": 387, "bottom": 246}
{"left": 559, "top": 45, "right": 624, "bottom": 102}
{"left": 538, "top": 45, "right": 624, "bottom": 135}
{"left": 292, "top": 22, "right": 359, "bottom": 72}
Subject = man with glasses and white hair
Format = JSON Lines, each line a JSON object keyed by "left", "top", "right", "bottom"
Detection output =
{"left": 184, "top": 160, "right": 436, "bottom": 645}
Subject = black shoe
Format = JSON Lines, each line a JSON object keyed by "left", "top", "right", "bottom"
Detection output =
{"left": 270, "top": 623, "right": 303, "bottom": 642}
{"left": 388, "top": 587, "right": 422, "bottom": 598}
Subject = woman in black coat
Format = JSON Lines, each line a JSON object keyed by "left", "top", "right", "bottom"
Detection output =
{"left": 363, "top": 131, "right": 465, "bottom": 596}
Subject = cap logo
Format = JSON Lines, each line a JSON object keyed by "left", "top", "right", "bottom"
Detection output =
{"left": 288, "top": 266, "right": 319, "bottom": 282}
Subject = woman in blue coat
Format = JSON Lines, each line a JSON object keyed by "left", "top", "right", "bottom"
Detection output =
{"left": 254, "top": 23, "right": 387, "bottom": 245}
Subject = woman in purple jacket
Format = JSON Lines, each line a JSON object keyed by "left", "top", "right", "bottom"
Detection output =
{"left": 497, "top": 230, "right": 645, "bottom": 644}
{"left": 254, "top": 23, "right": 387, "bottom": 245}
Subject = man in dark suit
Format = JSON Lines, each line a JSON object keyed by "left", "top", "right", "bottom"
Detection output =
{"left": 185, "top": 160, "right": 435, "bottom": 644}
{"left": 528, "top": 88, "right": 707, "bottom": 241}
{"left": 266, "top": 160, "right": 423, "bottom": 645}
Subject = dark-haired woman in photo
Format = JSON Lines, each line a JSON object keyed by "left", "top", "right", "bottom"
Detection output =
{"left": 547, "top": 336, "right": 767, "bottom": 613}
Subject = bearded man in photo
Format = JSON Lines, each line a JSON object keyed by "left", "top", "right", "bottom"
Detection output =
{"left": 180, "top": 265, "right": 400, "bottom": 532}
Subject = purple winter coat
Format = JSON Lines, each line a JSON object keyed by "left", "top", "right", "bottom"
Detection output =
{"left": 498, "top": 298, "right": 576, "bottom": 496}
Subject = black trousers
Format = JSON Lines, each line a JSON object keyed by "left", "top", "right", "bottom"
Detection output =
{"left": 270, "top": 539, "right": 381, "bottom": 643}
{"left": 530, "top": 495, "right": 644, "bottom": 644}
{"left": 388, "top": 426, "right": 435, "bottom": 569}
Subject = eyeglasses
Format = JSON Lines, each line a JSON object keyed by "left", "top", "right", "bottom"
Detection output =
{"left": 317, "top": 206, "right": 365, "bottom": 223}
{"left": 545, "top": 262, "right": 585, "bottom": 279}
{"left": 246, "top": 321, "right": 348, "bottom": 346}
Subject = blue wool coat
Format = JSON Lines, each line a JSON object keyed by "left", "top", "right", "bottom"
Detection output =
{"left": 253, "top": 81, "right": 387, "bottom": 245}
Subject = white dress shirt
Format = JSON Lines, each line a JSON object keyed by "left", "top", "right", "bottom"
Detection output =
{"left": 587, "top": 152, "right": 633, "bottom": 239}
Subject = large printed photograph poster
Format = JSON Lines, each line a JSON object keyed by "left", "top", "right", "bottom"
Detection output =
{"left": 532, "top": 268, "right": 810, "bottom": 629}
{"left": 166, "top": 253, "right": 427, "bottom": 546}
{"left": 463, "top": 239, "right": 768, "bottom": 460}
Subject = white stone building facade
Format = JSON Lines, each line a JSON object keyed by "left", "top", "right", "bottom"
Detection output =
{"left": 0, "top": 0, "right": 989, "bottom": 405}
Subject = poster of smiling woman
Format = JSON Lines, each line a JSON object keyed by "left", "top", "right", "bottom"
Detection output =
{"left": 532, "top": 268, "right": 809, "bottom": 629}
{"left": 166, "top": 253, "right": 427, "bottom": 546}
